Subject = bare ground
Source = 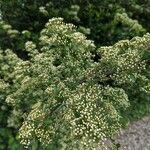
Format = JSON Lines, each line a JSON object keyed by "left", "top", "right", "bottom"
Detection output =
{"left": 104, "top": 116, "right": 150, "bottom": 150}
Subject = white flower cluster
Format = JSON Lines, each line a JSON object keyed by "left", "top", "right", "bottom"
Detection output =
{"left": 0, "top": 79, "right": 9, "bottom": 100}
{"left": 22, "top": 30, "right": 31, "bottom": 38}
{"left": 7, "top": 29, "right": 19, "bottom": 38}
{"left": 19, "top": 104, "right": 55, "bottom": 147}
{"left": 0, "top": 21, "right": 20, "bottom": 38}
{"left": 1, "top": 24, "right": 12, "bottom": 30}
{"left": 25, "top": 41, "right": 39, "bottom": 56}
{"left": 39, "top": 6, "right": 49, "bottom": 16}
{"left": 115, "top": 12, "right": 146, "bottom": 33}
{"left": 98, "top": 33, "right": 150, "bottom": 85}
{"left": 65, "top": 84, "right": 129, "bottom": 148}
{"left": 19, "top": 121, "right": 35, "bottom": 147}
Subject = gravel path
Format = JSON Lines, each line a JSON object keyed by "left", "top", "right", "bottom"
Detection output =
{"left": 104, "top": 116, "right": 150, "bottom": 150}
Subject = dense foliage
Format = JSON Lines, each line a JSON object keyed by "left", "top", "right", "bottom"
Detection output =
{"left": 0, "top": 0, "right": 150, "bottom": 149}
{"left": 0, "top": 0, "right": 150, "bottom": 52}
{"left": 1, "top": 18, "right": 150, "bottom": 149}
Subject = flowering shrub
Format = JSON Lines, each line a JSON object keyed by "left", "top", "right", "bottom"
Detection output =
{"left": 97, "top": 33, "right": 150, "bottom": 105}
{"left": 1, "top": 18, "right": 149, "bottom": 149}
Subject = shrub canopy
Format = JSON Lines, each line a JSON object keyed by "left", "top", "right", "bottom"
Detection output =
{"left": 1, "top": 18, "right": 150, "bottom": 149}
